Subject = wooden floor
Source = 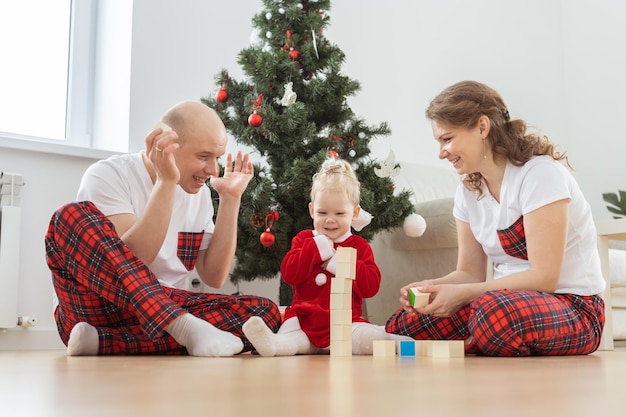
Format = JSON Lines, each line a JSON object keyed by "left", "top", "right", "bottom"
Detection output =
{"left": 2, "top": 343, "right": 625, "bottom": 417}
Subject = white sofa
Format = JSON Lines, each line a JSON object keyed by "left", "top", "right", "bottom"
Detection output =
{"left": 365, "top": 161, "right": 626, "bottom": 341}
{"left": 366, "top": 161, "right": 460, "bottom": 325}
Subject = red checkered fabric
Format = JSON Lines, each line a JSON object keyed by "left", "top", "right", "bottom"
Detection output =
{"left": 45, "top": 201, "right": 281, "bottom": 355}
{"left": 385, "top": 289, "right": 604, "bottom": 356}
{"left": 177, "top": 232, "right": 204, "bottom": 271}
{"left": 497, "top": 215, "right": 528, "bottom": 260}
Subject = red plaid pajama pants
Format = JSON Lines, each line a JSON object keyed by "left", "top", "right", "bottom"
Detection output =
{"left": 45, "top": 201, "right": 281, "bottom": 355}
{"left": 385, "top": 289, "right": 605, "bottom": 356}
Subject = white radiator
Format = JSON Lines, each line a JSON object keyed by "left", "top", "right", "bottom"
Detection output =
{"left": 0, "top": 172, "right": 26, "bottom": 329}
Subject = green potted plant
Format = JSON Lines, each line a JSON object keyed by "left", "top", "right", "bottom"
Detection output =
{"left": 602, "top": 190, "right": 626, "bottom": 218}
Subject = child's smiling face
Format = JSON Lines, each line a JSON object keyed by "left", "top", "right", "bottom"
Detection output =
{"left": 309, "top": 188, "right": 360, "bottom": 241}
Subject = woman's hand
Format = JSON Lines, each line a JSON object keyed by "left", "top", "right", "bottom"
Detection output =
{"left": 399, "top": 280, "right": 435, "bottom": 314}
{"left": 414, "top": 283, "right": 473, "bottom": 317}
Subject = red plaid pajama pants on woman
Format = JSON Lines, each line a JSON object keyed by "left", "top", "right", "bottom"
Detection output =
{"left": 45, "top": 201, "right": 281, "bottom": 355}
{"left": 385, "top": 289, "right": 605, "bottom": 356}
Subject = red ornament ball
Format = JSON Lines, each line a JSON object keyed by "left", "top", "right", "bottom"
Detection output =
{"left": 260, "top": 230, "right": 275, "bottom": 247}
{"left": 248, "top": 112, "right": 263, "bottom": 127}
{"left": 289, "top": 48, "right": 300, "bottom": 60}
{"left": 215, "top": 89, "right": 228, "bottom": 103}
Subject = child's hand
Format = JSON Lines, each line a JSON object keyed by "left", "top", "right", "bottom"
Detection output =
{"left": 325, "top": 236, "right": 335, "bottom": 251}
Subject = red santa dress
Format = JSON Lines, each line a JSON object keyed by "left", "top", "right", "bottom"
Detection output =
{"left": 280, "top": 230, "right": 381, "bottom": 348}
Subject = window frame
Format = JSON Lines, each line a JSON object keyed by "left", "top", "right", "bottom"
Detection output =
{"left": 0, "top": 0, "right": 129, "bottom": 158}
{"left": 66, "top": 0, "right": 98, "bottom": 149}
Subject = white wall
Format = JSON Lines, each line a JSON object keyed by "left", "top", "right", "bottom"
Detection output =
{"left": 130, "top": 0, "right": 626, "bottom": 218}
{"left": 560, "top": 1, "right": 626, "bottom": 220}
{"left": 127, "top": 0, "right": 258, "bottom": 155}
{"left": 0, "top": 145, "right": 104, "bottom": 349}
{"left": 330, "top": 0, "right": 626, "bottom": 219}
{"left": 334, "top": 0, "right": 566, "bottom": 161}
{"left": 1, "top": 0, "right": 625, "bottom": 349}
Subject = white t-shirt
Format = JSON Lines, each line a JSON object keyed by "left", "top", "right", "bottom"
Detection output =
{"left": 453, "top": 155, "right": 605, "bottom": 295}
{"left": 76, "top": 153, "right": 215, "bottom": 288}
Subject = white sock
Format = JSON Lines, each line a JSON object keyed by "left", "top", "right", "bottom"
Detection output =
{"left": 67, "top": 322, "right": 99, "bottom": 356}
{"left": 275, "top": 317, "right": 319, "bottom": 356}
{"left": 166, "top": 313, "right": 243, "bottom": 357}
{"left": 242, "top": 316, "right": 278, "bottom": 357}
{"left": 243, "top": 316, "right": 318, "bottom": 357}
{"left": 351, "top": 322, "right": 413, "bottom": 355}
{"left": 275, "top": 330, "right": 318, "bottom": 356}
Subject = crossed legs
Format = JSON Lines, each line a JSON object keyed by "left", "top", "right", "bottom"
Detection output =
{"left": 46, "top": 201, "right": 281, "bottom": 356}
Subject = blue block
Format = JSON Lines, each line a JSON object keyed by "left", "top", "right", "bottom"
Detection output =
{"left": 398, "top": 340, "right": 416, "bottom": 357}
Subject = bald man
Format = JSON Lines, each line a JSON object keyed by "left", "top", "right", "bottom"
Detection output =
{"left": 45, "top": 101, "right": 281, "bottom": 356}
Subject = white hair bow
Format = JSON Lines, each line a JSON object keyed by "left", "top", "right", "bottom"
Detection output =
{"left": 352, "top": 208, "right": 372, "bottom": 231}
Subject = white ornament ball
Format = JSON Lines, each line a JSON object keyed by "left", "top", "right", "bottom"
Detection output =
{"left": 403, "top": 213, "right": 427, "bottom": 237}
{"left": 266, "top": 12, "right": 272, "bottom": 20}
{"left": 358, "top": 132, "right": 366, "bottom": 139}
{"left": 249, "top": 28, "right": 262, "bottom": 47}
{"left": 297, "top": 3, "right": 303, "bottom": 9}
{"left": 348, "top": 149, "right": 356, "bottom": 157}
{"left": 278, "top": 7, "right": 285, "bottom": 14}
{"left": 266, "top": 31, "right": 273, "bottom": 39}
{"left": 315, "top": 273, "right": 327, "bottom": 286}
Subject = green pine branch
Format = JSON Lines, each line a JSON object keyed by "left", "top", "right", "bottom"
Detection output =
{"left": 201, "top": 0, "right": 415, "bottom": 304}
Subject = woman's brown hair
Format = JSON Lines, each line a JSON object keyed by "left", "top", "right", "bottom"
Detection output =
{"left": 425, "top": 80, "right": 568, "bottom": 197}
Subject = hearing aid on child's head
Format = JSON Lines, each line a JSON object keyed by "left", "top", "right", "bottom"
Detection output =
{"left": 154, "top": 121, "right": 172, "bottom": 132}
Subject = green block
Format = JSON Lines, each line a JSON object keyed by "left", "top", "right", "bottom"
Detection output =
{"left": 409, "top": 287, "right": 429, "bottom": 308}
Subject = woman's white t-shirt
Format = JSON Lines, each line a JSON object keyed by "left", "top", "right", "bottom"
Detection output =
{"left": 76, "top": 152, "right": 215, "bottom": 288}
{"left": 453, "top": 155, "right": 605, "bottom": 295}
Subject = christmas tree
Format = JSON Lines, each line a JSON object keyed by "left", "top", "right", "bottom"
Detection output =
{"left": 202, "top": 0, "right": 415, "bottom": 305}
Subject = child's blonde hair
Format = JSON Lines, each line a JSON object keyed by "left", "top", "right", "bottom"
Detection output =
{"left": 310, "top": 158, "right": 361, "bottom": 206}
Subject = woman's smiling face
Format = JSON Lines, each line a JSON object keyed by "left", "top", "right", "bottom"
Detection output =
{"left": 432, "top": 119, "right": 485, "bottom": 175}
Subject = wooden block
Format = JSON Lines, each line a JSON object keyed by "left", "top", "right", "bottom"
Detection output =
{"left": 329, "top": 250, "right": 354, "bottom": 359}
{"left": 336, "top": 262, "right": 356, "bottom": 281}
{"left": 414, "top": 340, "right": 430, "bottom": 356}
{"left": 336, "top": 246, "right": 357, "bottom": 265}
{"left": 330, "top": 308, "right": 352, "bottom": 325}
{"left": 330, "top": 340, "right": 352, "bottom": 356}
{"left": 330, "top": 292, "right": 352, "bottom": 309}
{"left": 373, "top": 340, "right": 396, "bottom": 357}
{"left": 330, "top": 324, "right": 352, "bottom": 341}
{"left": 409, "top": 287, "right": 430, "bottom": 308}
{"left": 398, "top": 340, "right": 416, "bottom": 357}
{"left": 336, "top": 247, "right": 357, "bottom": 279}
{"left": 427, "top": 340, "right": 465, "bottom": 359}
{"left": 330, "top": 276, "right": 353, "bottom": 294}
{"left": 448, "top": 341, "right": 465, "bottom": 358}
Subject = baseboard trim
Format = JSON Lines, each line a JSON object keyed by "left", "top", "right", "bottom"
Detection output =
{"left": 0, "top": 327, "right": 65, "bottom": 350}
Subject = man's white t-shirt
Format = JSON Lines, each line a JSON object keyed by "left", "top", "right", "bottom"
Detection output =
{"left": 453, "top": 155, "right": 605, "bottom": 295}
{"left": 76, "top": 153, "right": 215, "bottom": 288}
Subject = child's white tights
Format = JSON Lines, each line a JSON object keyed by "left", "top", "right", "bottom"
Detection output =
{"left": 243, "top": 316, "right": 411, "bottom": 356}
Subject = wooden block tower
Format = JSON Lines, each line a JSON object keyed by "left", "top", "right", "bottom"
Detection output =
{"left": 330, "top": 247, "right": 356, "bottom": 357}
